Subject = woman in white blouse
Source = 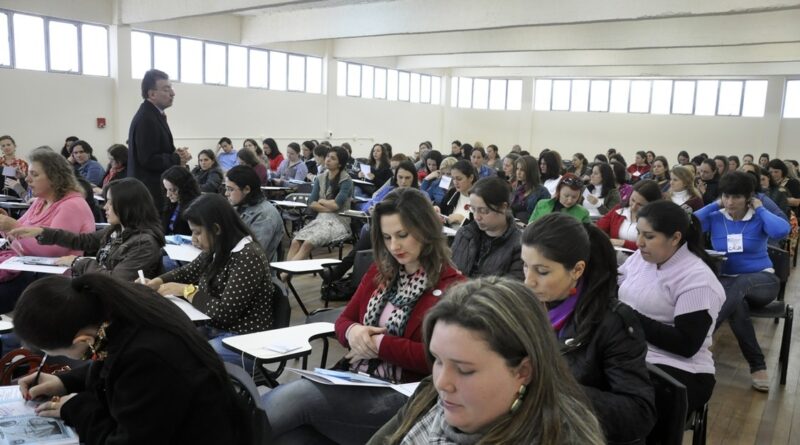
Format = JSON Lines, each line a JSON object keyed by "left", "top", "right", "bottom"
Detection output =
{"left": 597, "top": 180, "right": 663, "bottom": 251}
{"left": 582, "top": 162, "right": 621, "bottom": 218}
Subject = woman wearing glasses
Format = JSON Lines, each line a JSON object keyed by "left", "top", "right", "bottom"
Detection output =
{"left": 529, "top": 174, "right": 591, "bottom": 224}
{"left": 451, "top": 177, "right": 524, "bottom": 281}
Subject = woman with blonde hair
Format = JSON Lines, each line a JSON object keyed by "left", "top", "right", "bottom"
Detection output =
{"left": 665, "top": 165, "right": 704, "bottom": 212}
{"left": 369, "top": 277, "right": 605, "bottom": 445}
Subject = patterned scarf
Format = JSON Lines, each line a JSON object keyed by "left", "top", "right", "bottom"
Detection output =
{"left": 401, "top": 402, "right": 482, "bottom": 445}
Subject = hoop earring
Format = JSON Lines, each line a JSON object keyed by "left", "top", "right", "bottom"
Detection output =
{"left": 509, "top": 384, "right": 527, "bottom": 414}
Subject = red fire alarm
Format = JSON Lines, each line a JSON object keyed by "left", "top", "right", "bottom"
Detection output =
{"left": 96, "top": 117, "right": 106, "bottom": 129}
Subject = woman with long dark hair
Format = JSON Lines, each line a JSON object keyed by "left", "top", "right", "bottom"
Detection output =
{"left": 627, "top": 150, "right": 651, "bottom": 183}
{"left": 596, "top": 179, "right": 663, "bottom": 250}
{"left": 237, "top": 148, "right": 268, "bottom": 185}
{"left": 161, "top": 166, "right": 201, "bottom": 236}
{"left": 359, "top": 143, "right": 392, "bottom": 186}
{"left": 438, "top": 160, "right": 476, "bottom": 227}
{"left": 539, "top": 150, "right": 563, "bottom": 195}
{"left": 582, "top": 162, "right": 620, "bottom": 217}
{"left": 262, "top": 137, "right": 284, "bottom": 172}
{"left": 93, "top": 144, "right": 128, "bottom": 194}
{"left": 225, "top": 165, "right": 284, "bottom": 262}
{"left": 191, "top": 149, "right": 224, "bottom": 193}
{"left": 521, "top": 213, "right": 656, "bottom": 444}
{"left": 510, "top": 155, "right": 550, "bottom": 222}
{"left": 14, "top": 274, "right": 251, "bottom": 444}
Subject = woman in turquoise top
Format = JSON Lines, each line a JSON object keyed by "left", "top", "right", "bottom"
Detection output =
{"left": 529, "top": 173, "right": 590, "bottom": 224}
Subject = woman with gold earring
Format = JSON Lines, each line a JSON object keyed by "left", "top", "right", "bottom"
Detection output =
{"left": 369, "top": 277, "right": 605, "bottom": 445}
{"left": 521, "top": 213, "right": 656, "bottom": 444}
{"left": 12, "top": 273, "right": 253, "bottom": 445}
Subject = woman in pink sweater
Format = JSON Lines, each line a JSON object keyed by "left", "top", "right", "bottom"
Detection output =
{"left": 0, "top": 149, "right": 95, "bottom": 312}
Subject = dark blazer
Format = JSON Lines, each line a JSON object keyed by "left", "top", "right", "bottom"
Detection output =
{"left": 127, "top": 100, "right": 180, "bottom": 210}
{"left": 450, "top": 216, "right": 524, "bottom": 281}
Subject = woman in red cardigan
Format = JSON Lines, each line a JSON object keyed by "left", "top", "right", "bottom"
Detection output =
{"left": 596, "top": 179, "right": 662, "bottom": 250}
{"left": 262, "top": 188, "right": 465, "bottom": 445}
{"left": 627, "top": 150, "right": 651, "bottom": 183}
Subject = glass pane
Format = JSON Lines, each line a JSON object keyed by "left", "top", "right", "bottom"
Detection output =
{"left": 361, "top": 65, "right": 374, "bottom": 99}
{"left": 695, "top": 80, "right": 718, "bottom": 116}
{"left": 570, "top": 79, "right": 589, "bottom": 112}
{"left": 506, "top": 80, "right": 522, "bottom": 110}
{"left": 742, "top": 80, "right": 768, "bottom": 117}
{"left": 346, "top": 63, "right": 361, "bottom": 96}
{"left": 336, "top": 61, "right": 346, "bottom": 96}
{"left": 420, "top": 75, "right": 431, "bottom": 103}
{"left": 589, "top": 80, "right": 610, "bottom": 112}
{"left": 458, "top": 77, "right": 473, "bottom": 108}
{"left": 227, "top": 45, "right": 247, "bottom": 87}
{"left": 629, "top": 80, "right": 651, "bottom": 113}
{"left": 473, "top": 78, "right": 489, "bottom": 109}
{"left": 305, "top": 57, "right": 322, "bottom": 94}
{"left": 204, "top": 42, "right": 226, "bottom": 85}
{"left": 450, "top": 77, "right": 458, "bottom": 107}
{"left": 13, "top": 14, "right": 45, "bottom": 71}
{"left": 651, "top": 80, "right": 672, "bottom": 115}
{"left": 431, "top": 76, "right": 441, "bottom": 105}
{"left": 374, "top": 68, "right": 386, "bottom": 99}
{"left": 248, "top": 48, "right": 268, "bottom": 88}
{"left": 489, "top": 79, "right": 506, "bottom": 110}
{"left": 534, "top": 79, "right": 552, "bottom": 111}
{"left": 387, "top": 69, "right": 398, "bottom": 101}
{"left": 671, "top": 81, "right": 695, "bottom": 114}
{"left": 81, "top": 25, "right": 108, "bottom": 76}
{"left": 153, "top": 35, "right": 178, "bottom": 80}
{"left": 0, "top": 13, "right": 9, "bottom": 66}
{"left": 398, "top": 71, "right": 410, "bottom": 101}
{"left": 551, "top": 80, "right": 571, "bottom": 111}
{"left": 410, "top": 73, "right": 421, "bottom": 103}
{"left": 269, "top": 51, "right": 287, "bottom": 91}
{"left": 609, "top": 79, "right": 630, "bottom": 113}
{"left": 287, "top": 54, "right": 305, "bottom": 91}
{"left": 48, "top": 21, "right": 78, "bottom": 72}
{"left": 784, "top": 80, "right": 800, "bottom": 118}
{"left": 718, "top": 80, "right": 743, "bottom": 116}
{"left": 130, "top": 31, "right": 151, "bottom": 79}
{"left": 182, "top": 38, "right": 204, "bottom": 84}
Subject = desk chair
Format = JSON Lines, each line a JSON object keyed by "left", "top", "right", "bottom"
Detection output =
{"left": 646, "top": 363, "right": 707, "bottom": 445}
{"left": 749, "top": 246, "right": 793, "bottom": 385}
{"left": 280, "top": 193, "right": 311, "bottom": 234}
{"left": 224, "top": 363, "right": 272, "bottom": 444}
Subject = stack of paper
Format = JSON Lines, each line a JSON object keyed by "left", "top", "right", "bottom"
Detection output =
{"left": 0, "top": 386, "right": 79, "bottom": 444}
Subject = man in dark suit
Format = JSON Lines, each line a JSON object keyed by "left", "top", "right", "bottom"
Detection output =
{"left": 127, "top": 69, "right": 190, "bottom": 210}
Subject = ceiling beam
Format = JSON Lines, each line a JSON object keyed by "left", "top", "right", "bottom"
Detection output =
{"left": 450, "top": 62, "right": 800, "bottom": 78}
{"left": 119, "top": 0, "right": 313, "bottom": 24}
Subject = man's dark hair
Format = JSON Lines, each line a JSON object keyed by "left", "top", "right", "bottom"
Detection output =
{"left": 141, "top": 69, "right": 169, "bottom": 100}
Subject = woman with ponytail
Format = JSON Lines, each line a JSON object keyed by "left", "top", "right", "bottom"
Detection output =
{"left": 618, "top": 200, "right": 725, "bottom": 413}
{"left": 521, "top": 213, "right": 655, "bottom": 444}
{"left": 13, "top": 273, "right": 251, "bottom": 444}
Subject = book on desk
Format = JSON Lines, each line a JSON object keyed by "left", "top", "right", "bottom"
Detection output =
{"left": 0, "top": 386, "right": 79, "bottom": 444}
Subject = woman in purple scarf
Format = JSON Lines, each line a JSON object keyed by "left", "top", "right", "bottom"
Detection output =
{"left": 520, "top": 213, "right": 656, "bottom": 445}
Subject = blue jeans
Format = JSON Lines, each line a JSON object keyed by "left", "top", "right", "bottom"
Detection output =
{"left": 261, "top": 378, "right": 408, "bottom": 445}
{"left": 717, "top": 272, "right": 780, "bottom": 372}
{"left": 199, "top": 327, "right": 255, "bottom": 374}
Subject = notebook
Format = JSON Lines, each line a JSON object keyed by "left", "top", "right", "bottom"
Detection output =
{"left": 0, "top": 386, "right": 79, "bottom": 444}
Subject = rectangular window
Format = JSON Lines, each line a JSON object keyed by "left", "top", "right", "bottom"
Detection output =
{"left": 410, "top": 72, "right": 421, "bottom": 103}
{"left": 130, "top": 31, "right": 152, "bottom": 79}
{"left": 269, "top": 51, "right": 287, "bottom": 91}
{"left": 48, "top": 21, "right": 79, "bottom": 73}
{"left": 534, "top": 79, "right": 552, "bottom": 111}
{"left": 489, "top": 79, "right": 506, "bottom": 110}
{"left": 153, "top": 35, "right": 178, "bottom": 80}
{"left": 742, "top": 80, "right": 768, "bottom": 117}
{"left": 0, "top": 13, "right": 9, "bottom": 66}
{"left": 287, "top": 54, "right": 305, "bottom": 91}
{"left": 695, "top": 80, "right": 718, "bottom": 116}
{"left": 458, "top": 77, "right": 473, "bottom": 108}
{"left": 374, "top": 68, "right": 387, "bottom": 99}
{"left": 204, "top": 42, "right": 226, "bottom": 85}
{"left": 305, "top": 56, "right": 322, "bottom": 94}
{"left": 589, "top": 80, "right": 610, "bottom": 112}
{"left": 398, "top": 71, "right": 410, "bottom": 101}
{"left": 431, "top": 76, "right": 441, "bottom": 105}
{"left": 248, "top": 48, "right": 268, "bottom": 88}
{"left": 629, "top": 80, "right": 651, "bottom": 113}
{"left": 346, "top": 63, "right": 361, "bottom": 96}
{"left": 387, "top": 69, "right": 398, "bottom": 101}
{"left": 13, "top": 13, "right": 46, "bottom": 71}
{"left": 473, "top": 78, "right": 489, "bottom": 109}
{"left": 450, "top": 77, "right": 459, "bottom": 107}
{"left": 336, "top": 61, "right": 346, "bottom": 96}
{"left": 506, "top": 80, "right": 522, "bottom": 110}
{"left": 650, "top": 80, "right": 672, "bottom": 115}
{"left": 717, "top": 80, "right": 743, "bottom": 116}
{"left": 361, "top": 65, "right": 374, "bottom": 99}
{"left": 551, "top": 80, "right": 571, "bottom": 111}
{"left": 81, "top": 24, "right": 108, "bottom": 76}
{"left": 570, "top": 79, "right": 589, "bottom": 112}
{"left": 420, "top": 75, "right": 431, "bottom": 103}
{"left": 784, "top": 80, "right": 800, "bottom": 118}
{"left": 179, "top": 38, "right": 203, "bottom": 84}
{"left": 671, "top": 81, "right": 695, "bottom": 114}
{"left": 228, "top": 45, "right": 248, "bottom": 88}
{"left": 609, "top": 80, "right": 630, "bottom": 113}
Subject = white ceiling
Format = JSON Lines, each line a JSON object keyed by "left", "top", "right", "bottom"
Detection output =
{"left": 118, "top": 0, "right": 800, "bottom": 77}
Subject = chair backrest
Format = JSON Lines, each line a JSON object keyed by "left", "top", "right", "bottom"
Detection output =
{"left": 223, "top": 363, "right": 272, "bottom": 444}
{"left": 294, "top": 182, "right": 313, "bottom": 194}
{"left": 767, "top": 246, "right": 790, "bottom": 301}
{"left": 352, "top": 249, "right": 374, "bottom": 287}
{"left": 285, "top": 193, "right": 310, "bottom": 204}
{"left": 646, "top": 363, "right": 688, "bottom": 445}
{"left": 271, "top": 278, "right": 291, "bottom": 329}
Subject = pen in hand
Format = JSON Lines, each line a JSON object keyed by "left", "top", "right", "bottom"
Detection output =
{"left": 137, "top": 269, "right": 146, "bottom": 284}
{"left": 27, "top": 353, "right": 48, "bottom": 400}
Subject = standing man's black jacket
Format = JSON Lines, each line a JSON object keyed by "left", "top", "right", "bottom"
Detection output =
{"left": 127, "top": 100, "right": 180, "bottom": 210}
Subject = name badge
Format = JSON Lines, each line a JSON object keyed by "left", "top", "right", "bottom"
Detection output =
{"left": 632, "top": 171, "right": 641, "bottom": 177}
{"left": 727, "top": 233, "right": 744, "bottom": 253}
{"left": 439, "top": 175, "right": 452, "bottom": 189}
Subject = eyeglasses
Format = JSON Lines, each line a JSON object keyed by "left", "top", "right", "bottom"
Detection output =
{"left": 465, "top": 204, "right": 494, "bottom": 216}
